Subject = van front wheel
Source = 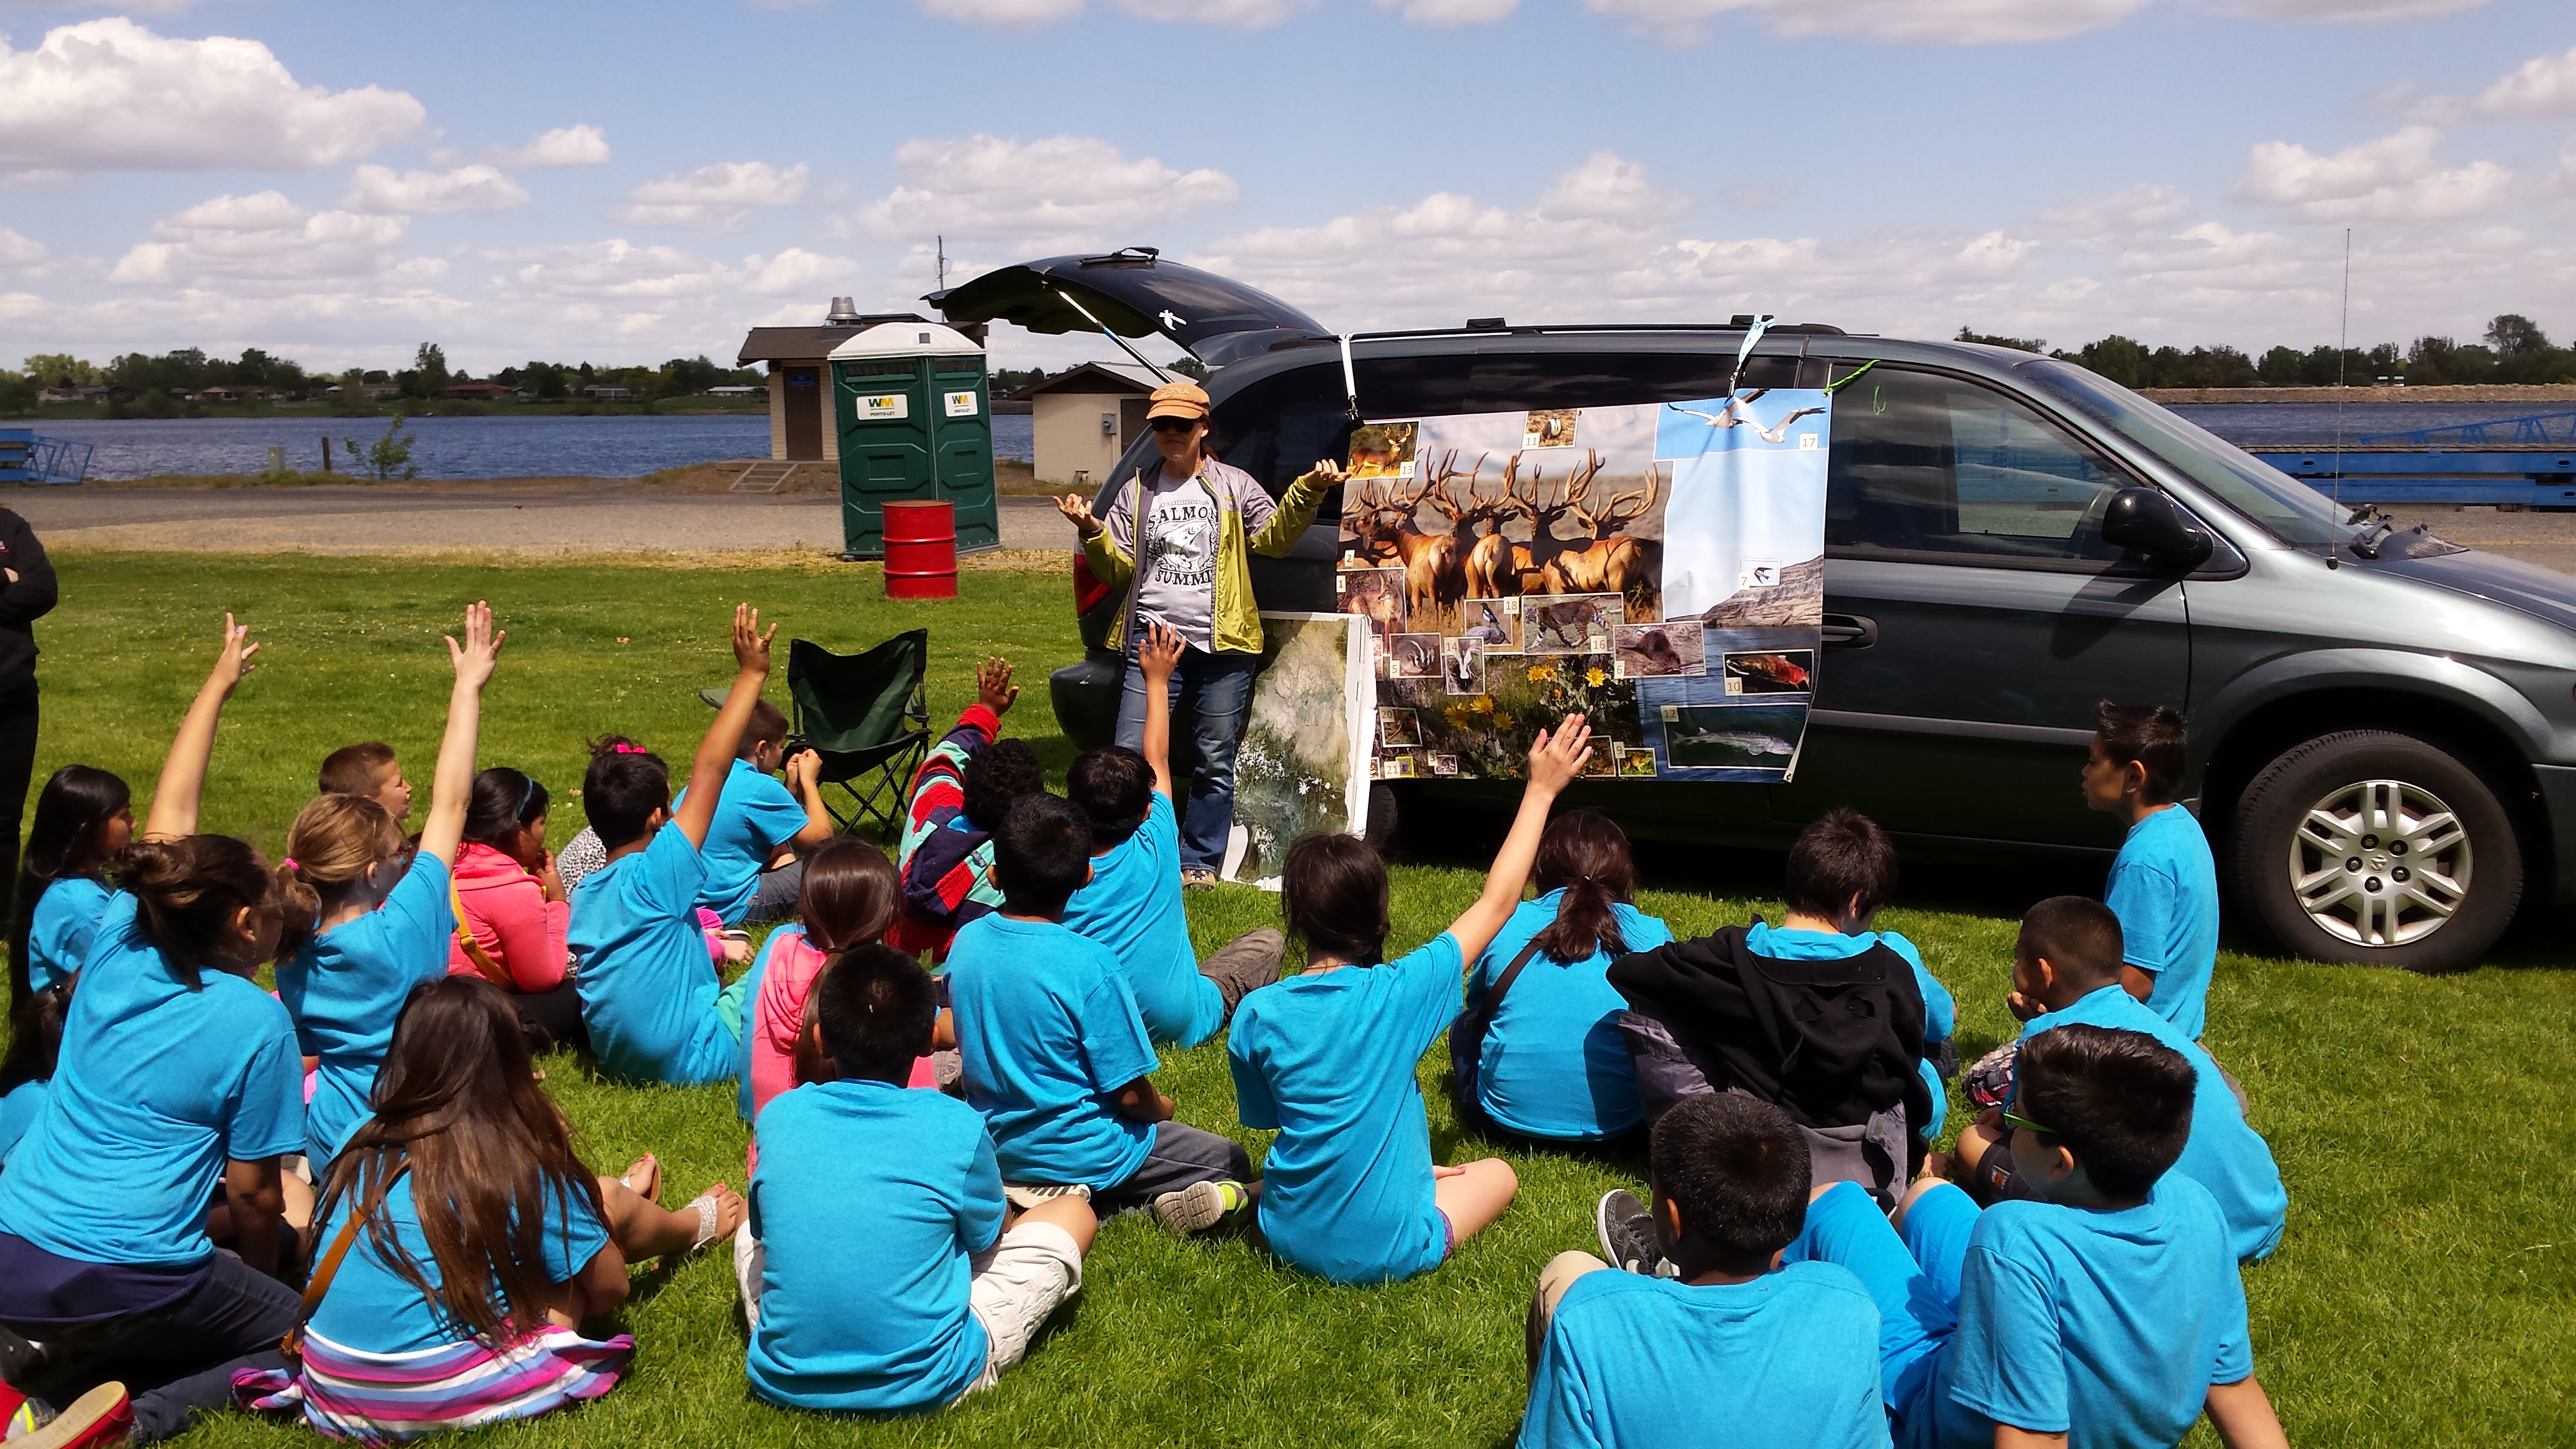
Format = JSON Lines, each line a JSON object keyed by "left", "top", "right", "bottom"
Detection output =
{"left": 2232, "top": 729, "right": 2520, "bottom": 973}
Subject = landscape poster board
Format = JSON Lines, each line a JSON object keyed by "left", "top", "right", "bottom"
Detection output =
{"left": 1338, "top": 391, "right": 1830, "bottom": 783}
{"left": 1220, "top": 612, "right": 1373, "bottom": 890}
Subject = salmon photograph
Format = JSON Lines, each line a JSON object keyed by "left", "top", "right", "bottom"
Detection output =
{"left": 1722, "top": 648, "right": 1814, "bottom": 695}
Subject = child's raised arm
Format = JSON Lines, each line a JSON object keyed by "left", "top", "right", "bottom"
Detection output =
{"left": 1440, "top": 713, "right": 1590, "bottom": 965}
{"left": 1138, "top": 622, "right": 1183, "bottom": 801}
{"left": 419, "top": 601, "right": 504, "bottom": 867}
{"left": 675, "top": 604, "right": 776, "bottom": 849}
{"left": 144, "top": 613, "right": 260, "bottom": 842}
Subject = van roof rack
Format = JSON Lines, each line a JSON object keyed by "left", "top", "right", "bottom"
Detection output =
{"left": 1271, "top": 320, "right": 1845, "bottom": 352}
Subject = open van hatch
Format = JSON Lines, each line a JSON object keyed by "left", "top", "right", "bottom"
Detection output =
{"left": 925, "top": 246, "right": 1330, "bottom": 368}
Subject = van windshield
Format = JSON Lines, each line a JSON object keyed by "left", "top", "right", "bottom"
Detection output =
{"left": 2014, "top": 357, "right": 2347, "bottom": 547}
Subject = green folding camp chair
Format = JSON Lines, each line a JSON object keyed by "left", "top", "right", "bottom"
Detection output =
{"left": 783, "top": 631, "right": 931, "bottom": 836}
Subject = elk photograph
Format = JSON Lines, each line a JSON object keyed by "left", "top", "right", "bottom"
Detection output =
{"left": 1337, "top": 402, "right": 1668, "bottom": 637}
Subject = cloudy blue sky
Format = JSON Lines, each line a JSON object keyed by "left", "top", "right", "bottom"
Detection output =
{"left": 1, "top": 0, "right": 2569, "bottom": 375}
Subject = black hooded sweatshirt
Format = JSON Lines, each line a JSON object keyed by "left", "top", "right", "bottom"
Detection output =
{"left": 0, "top": 510, "right": 57, "bottom": 699}
{"left": 1608, "top": 924, "right": 1930, "bottom": 1132}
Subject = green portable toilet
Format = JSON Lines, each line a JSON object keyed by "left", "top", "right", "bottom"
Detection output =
{"left": 828, "top": 320, "right": 998, "bottom": 559}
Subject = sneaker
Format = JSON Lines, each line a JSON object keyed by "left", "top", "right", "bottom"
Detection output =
{"left": 1180, "top": 867, "right": 1219, "bottom": 890}
{"left": 1596, "top": 1189, "right": 1671, "bottom": 1278}
{"left": 11, "top": 1382, "right": 131, "bottom": 1449}
{"left": 1153, "top": 1179, "right": 1251, "bottom": 1236}
{"left": 1003, "top": 1182, "right": 1093, "bottom": 1212}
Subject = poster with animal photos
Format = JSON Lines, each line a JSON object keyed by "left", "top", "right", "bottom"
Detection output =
{"left": 1337, "top": 389, "right": 1830, "bottom": 783}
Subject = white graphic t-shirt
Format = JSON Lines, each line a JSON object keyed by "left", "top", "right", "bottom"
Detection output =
{"left": 1134, "top": 469, "right": 1219, "bottom": 650}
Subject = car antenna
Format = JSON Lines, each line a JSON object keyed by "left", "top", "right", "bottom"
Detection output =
{"left": 1044, "top": 283, "right": 1176, "bottom": 383}
{"left": 2327, "top": 228, "right": 2350, "bottom": 570}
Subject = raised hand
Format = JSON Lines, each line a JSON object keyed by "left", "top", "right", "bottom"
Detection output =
{"left": 1053, "top": 493, "right": 1103, "bottom": 537}
{"left": 446, "top": 600, "right": 505, "bottom": 693}
{"left": 210, "top": 612, "right": 261, "bottom": 697}
{"left": 1304, "top": 458, "right": 1350, "bottom": 487}
{"left": 977, "top": 656, "right": 1020, "bottom": 716}
{"left": 731, "top": 603, "right": 776, "bottom": 675}
{"left": 1526, "top": 712, "right": 1593, "bottom": 795}
{"left": 786, "top": 748, "right": 822, "bottom": 790}
{"left": 1140, "top": 620, "right": 1185, "bottom": 685}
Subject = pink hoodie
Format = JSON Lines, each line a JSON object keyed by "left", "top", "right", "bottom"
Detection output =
{"left": 746, "top": 926, "right": 935, "bottom": 1173}
{"left": 446, "top": 841, "right": 571, "bottom": 992}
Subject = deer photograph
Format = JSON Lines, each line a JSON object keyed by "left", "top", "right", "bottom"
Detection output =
{"left": 1344, "top": 466, "right": 1466, "bottom": 622}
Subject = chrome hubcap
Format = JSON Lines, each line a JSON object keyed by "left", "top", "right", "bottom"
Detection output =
{"left": 2289, "top": 778, "right": 2471, "bottom": 948}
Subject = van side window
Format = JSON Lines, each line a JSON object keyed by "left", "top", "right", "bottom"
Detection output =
{"left": 1827, "top": 368, "right": 2134, "bottom": 565}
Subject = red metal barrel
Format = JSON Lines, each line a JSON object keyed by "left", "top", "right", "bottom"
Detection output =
{"left": 883, "top": 499, "right": 959, "bottom": 599}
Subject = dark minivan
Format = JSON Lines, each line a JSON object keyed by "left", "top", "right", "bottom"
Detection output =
{"left": 935, "top": 249, "right": 2576, "bottom": 975}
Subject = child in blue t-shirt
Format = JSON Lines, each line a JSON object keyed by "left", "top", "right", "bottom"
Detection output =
{"left": 1793, "top": 1025, "right": 2288, "bottom": 1449}
{"left": 277, "top": 601, "right": 503, "bottom": 1167}
{"left": 1949, "top": 897, "right": 2286, "bottom": 1264}
{"left": 1063, "top": 623, "right": 1284, "bottom": 1046}
{"left": 743, "top": 944, "right": 1096, "bottom": 1414}
{"left": 0, "top": 615, "right": 315, "bottom": 1446}
{"left": 11, "top": 763, "right": 132, "bottom": 998}
{"left": 1227, "top": 715, "right": 1592, "bottom": 1284}
{"left": 237, "top": 973, "right": 743, "bottom": 1440}
{"left": 948, "top": 793, "right": 1254, "bottom": 1234}
{"left": 0, "top": 974, "right": 68, "bottom": 1166}
{"left": 569, "top": 603, "right": 783, "bottom": 1086}
{"left": 2085, "top": 702, "right": 2220, "bottom": 1040}
{"left": 1523, "top": 1092, "right": 1888, "bottom": 1449}
{"left": 673, "top": 695, "right": 832, "bottom": 927}
{"left": 1463, "top": 809, "right": 1673, "bottom": 1144}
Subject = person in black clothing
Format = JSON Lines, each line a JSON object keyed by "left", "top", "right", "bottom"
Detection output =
{"left": 1606, "top": 809, "right": 1931, "bottom": 1205}
{"left": 0, "top": 510, "right": 58, "bottom": 897}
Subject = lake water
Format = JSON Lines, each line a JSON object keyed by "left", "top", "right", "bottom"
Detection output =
{"left": 20, "top": 401, "right": 2562, "bottom": 481}
{"left": 30, "top": 411, "right": 1038, "bottom": 481}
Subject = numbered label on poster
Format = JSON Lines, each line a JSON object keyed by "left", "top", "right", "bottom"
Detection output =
{"left": 858, "top": 393, "right": 909, "bottom": 421}
{"left": 944, "top": 391, "right": 979, "bottom": 417}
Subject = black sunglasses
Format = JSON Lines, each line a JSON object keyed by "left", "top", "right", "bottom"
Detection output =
{"left": 1149, "top": 416, "right": 1201, "bottom": 434}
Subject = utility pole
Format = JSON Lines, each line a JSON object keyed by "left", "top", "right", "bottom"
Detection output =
{"left": 937, "top": 234, "right": 947, "bottom": 291}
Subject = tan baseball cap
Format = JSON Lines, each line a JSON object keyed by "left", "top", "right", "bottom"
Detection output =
{"left": 1144, "top": 380, "right": 1210, "bottom": 422}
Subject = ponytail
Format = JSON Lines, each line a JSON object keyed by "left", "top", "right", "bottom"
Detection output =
{"left": 1530, "top": 809, "right": 1636, "bottom": 963}
{"left": 116, "top": 836, "right": 283, "bottom": 989}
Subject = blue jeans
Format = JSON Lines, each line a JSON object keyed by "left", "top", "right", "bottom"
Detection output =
{"left": 1114, "top": 634, "right": 1258, "bottom": 871}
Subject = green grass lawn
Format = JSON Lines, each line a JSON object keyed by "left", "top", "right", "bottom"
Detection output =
{"left": 19, "top": 552, "right": 2576, "bottom": 1448}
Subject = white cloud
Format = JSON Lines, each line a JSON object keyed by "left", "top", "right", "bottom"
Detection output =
{"left": 0, "top": 19, "right": 423, "bottom": 172}
{"left": 916, "top": 0, "right": 1083, "bottom": 22}
{"left": 2036, "top": 184, "right": 2190, "bottom": 245}
{"left": 854, "top": 135, "right": 1237, "bottom": 251}
{"left": 1375, "top": 0, "right": 1516, "bottom": 23}
{"left": 1579, "top": 0, "right": 2485, "bottom": 44}
{"left": 1581, "top": 0, "right": 2149, "bottom": 46}
{"left": 0, "top": 227, "right": 49, "bottom": 266}
{"left": 1539, "top": 152, "right": 1687, "bottom": 223}
{"left": 621, "top": 161, "right": 809, "bottom": 232}
{"left": 1108, "top": 0, "right": 1314, "bottom": 24}
{"left": 2471, "top": 45, "right": 2576, "bottom": 119}
{"left": 490, "top": 124, "right": 612, "bottom": 167}
{"left": 2234, "top": 126, "right": 2512, "bottom": 220}
{"left": 746, "top": 247, "right": 856, "bottom": 296}
{"left": 2227, "top": 0, "right": 2486, "bottom": 17}
{"left": 109, "top": 191, "right": 419, "bottom": 291}
{"left": 342, "top": 164, "right": 530, "bottom": 215}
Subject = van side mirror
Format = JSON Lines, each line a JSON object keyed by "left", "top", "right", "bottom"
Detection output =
{"left": 2101, "top": 487, "right": 2212, "bottom": 569}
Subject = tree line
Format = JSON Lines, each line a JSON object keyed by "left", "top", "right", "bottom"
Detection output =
{"left": 1, "top": 343, "right": 762, "bottom": 414}
{"left": 1958, "top": 313, "right": 2574, "bottom": 390}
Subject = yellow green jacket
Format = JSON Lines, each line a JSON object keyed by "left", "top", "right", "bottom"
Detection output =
{"left": 1081, "top": 457, "right": 1330, "bottom": 656}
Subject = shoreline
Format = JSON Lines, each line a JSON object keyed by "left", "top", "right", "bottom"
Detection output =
{"left": 2146, "top": 384, "right": 2576, "bottom": 404}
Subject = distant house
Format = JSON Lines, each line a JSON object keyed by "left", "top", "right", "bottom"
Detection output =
{"left": 707, "top": 384, "right": 761, "bottom": 397}
{"left": 1015, "top": 362, "right": 1164, "bottom": 486}
{"left": 36, "top": 386, "right": 105, "bottom": 404}
{"left": 736, "top": 296, "right": 988, "bottom": 463}
{"left": 197, "top": 387, "right": 240, "bottom": 403}
{"left": 582, "top": 384, "right": 632, "bottom": 400}
{"left": 444, "top": 382, "right": 516, "bottom": 402}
